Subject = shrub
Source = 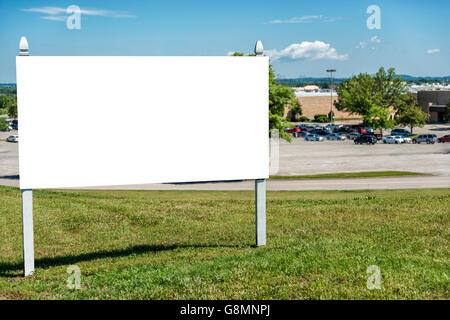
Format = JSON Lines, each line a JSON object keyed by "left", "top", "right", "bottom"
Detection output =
{"left": 298, "top": 116, "right": 309, "bottom": 122}
{"left": 314, "top": 114, "right": 329, "bottom": 123}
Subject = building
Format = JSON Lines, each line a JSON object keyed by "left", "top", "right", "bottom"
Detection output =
{"left": 284, "top": 92, "right": 361, "bottom": 122}
{"left": 417, "top": 91, "right": 450, "bottom": 123}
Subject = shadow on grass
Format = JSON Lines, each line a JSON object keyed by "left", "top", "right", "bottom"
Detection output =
{"left": 0, "top": 243, "right": 244, "bottom": 277}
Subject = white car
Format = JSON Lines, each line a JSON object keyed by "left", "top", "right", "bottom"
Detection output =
{"left": 6, "top": 135, "right": 19, "bottom": 143}
{"left": 402, "top": 137, "right": 412, "bottom": 144}
{"left": 382, "top": 135, "right": 403, "bottom": 144}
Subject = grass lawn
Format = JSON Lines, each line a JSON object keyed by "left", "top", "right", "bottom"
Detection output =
{"left": 0, "top": 186, "right": 448, "bottom": 300}
{"left": 270, "top": 171, "right": 428, "bottom": 180}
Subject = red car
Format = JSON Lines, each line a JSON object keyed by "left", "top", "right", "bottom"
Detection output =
{"left": 438, "top": 135, "right": 450, "bottom": 143}
{"left": 285, "top": 127, "right": 301, "bottom": 137}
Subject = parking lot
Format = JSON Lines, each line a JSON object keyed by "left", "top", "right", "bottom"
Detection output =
{"left": 277, "top": 137, "right": 449, "bottom": 176}
{"left": 1, "top": 124, "right": 449, "bottom": 189}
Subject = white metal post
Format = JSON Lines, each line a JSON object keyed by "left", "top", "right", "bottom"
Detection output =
{"left": 255, "top": 179, "right": 266, "bottom": 246}
{"left": 19, "top": 36, "right": 34, "bottom": 276}
{"left": 22, "top": 189, "right": 34, "bottom": 276}
{"left": 254, "top": 40, "right": 266, "bottom": 246}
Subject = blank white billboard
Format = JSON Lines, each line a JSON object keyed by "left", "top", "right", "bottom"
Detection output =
{"left": 16, "top": 56, "right": 269, "bottom": 189}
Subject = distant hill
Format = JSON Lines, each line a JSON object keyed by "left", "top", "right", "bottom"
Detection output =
{"left": 277, "top": 75, "right": 449, "bottom": 87}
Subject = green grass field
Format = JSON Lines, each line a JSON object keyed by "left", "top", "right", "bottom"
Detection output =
{"left": 269, "top": 171, "right": 427, "bottom": 180}
{"left": 0, "top": 186, "right": 448, "bottom": 300}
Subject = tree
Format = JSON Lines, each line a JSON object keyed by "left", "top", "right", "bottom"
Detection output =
{"left": 0, "top": 95, "right": 11, "bottom": 112}
{"left": 334, "top": 67, "right": 408, "bottom": 130}
{"left": 395, "top": 95, "right": 429, "bottom": 133}
{"left": 0, "top": 117, "right": 9, "bottom": 131}
{"left": 289, "top": 103, "right": 303, "bottom": 121}
{"left": 231, "top": 52, "right": 301, "bottom": 141}
{"left": 394, "top": 95, "right": 428, "bottom": 133}
{"left": 268, "top": 65, "right": 302, "bottom": 140}
{"left": 0, "top": 95, "right": 17, "bottom": 117}
{"left": 7, "top": 99, "right": 17, "bottom": 118}
{"left": 445, "top": 102, "right": 450, "bottom": 122}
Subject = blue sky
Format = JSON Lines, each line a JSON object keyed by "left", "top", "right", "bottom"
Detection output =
{"left": 1, "top": 0, "right": 449, "bottom": 82}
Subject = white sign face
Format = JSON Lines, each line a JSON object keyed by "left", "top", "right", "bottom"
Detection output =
{"left": 16, "top": 56, "right": 269, "bottom": 189}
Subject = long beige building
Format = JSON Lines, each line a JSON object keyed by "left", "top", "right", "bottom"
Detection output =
{"left": 284, "top": 94, "right": 360, "bottom": 121}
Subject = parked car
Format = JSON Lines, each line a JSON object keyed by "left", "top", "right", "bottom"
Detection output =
{"left": 391, "top": 128, "right": 412, "bottom": 136}
{"left": 382, "top": 135, "right": 404, "bottom": 144}
{"left": 313, "top": 129, "right": 332, "bottom": 136}
{"left": 438, "top": 135, "right": 450, "bottom": 143}
{"left": 346, "top": 132, "right": 360, "bottom": 140}
{"left": 326, "top": 133, "right": 346, "bottom": 141}
{"left": 363, "top": 132, "right": 383, "bottom": 140}
{"left": 354, "top": 135, "right": 377, "bottom": 145}
{"left": 412, "top": 134, "right": 438, "bottom": 144}
{"left": 302, "top": 126, "right": 314, "bottom": 132}
{"left": 11, "top": 119, "right": 18, "bottom": 130}
{"left": 350, "top": 125, "right": 368, "bottom": 134}
{"left": 304, "top": 134, "right": 324, "bottom": 141}
{"left": 286, "top": 127, "right": 302, "bottom": 137}
{"left": 299, "top": 131, "right": 309, "bottom": 137}
{"left": 402, "top": 137, "right": 412, "bottom": 144}
{"left": 1, "top": 126, "right": 12, "bottom": 132}
{"left": 6, "top": 135, "right": 19, "bottom": 143}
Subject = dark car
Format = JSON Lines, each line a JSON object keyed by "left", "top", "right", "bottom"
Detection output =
{"left": 438, "top": 135, "right": 450, "bottom": 143}
{"left": 313, "top": 129, "right": 332, "bottom": 136}
{"left": 391, "top": 128, "right": 412, "bottom": 136}
{"left": 364, "top": 132, "right": 383, "bottom": 140}
{"left": 354, "top": 135, "right": 377, "bottom": 145}
{"left": 346, "top": 132, "right": 360, "bottom": 140}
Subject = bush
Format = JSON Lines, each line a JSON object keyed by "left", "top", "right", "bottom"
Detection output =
{"left": 314, "top": 114, "right": 329, "bottom": 123}
{"left": 298, "top": 116, "right": 310, "bottom": 122}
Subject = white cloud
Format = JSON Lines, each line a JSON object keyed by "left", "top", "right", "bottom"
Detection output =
{"left": 22, "top": 6, "right": 136, "bottom": 21}
{"left": 41, "top": 16, "right": 67, "bottom": 21}
{"left": 426, "top": 48, "right": 440, "bottom": 54}
{"left": 266, "top": 15, "right": 341, "bottom": 24}
{"left": 266, "top": 41, "right": 348, "bottom": 62}
{"left": 357, "top": 36, "right": 381, "bottom": 49}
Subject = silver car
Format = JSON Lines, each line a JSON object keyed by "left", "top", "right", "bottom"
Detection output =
{"left": 305, "top": 134, "right": 324, "bottom": 141}
{"left": 412, "top": 134, "right": 438, "bottom": 144}
{"left": 326, "top": 133, "right": 346, "bottom": 141}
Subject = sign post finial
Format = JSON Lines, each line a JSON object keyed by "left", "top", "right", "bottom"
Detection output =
{"left": 19, "top": 36, "right": 29, "bottom": 56}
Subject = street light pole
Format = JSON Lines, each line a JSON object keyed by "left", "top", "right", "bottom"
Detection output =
{"left": 327, "top": 69, "right": 336, "bottom": 123}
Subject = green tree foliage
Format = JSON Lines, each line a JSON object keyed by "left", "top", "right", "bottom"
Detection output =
{"left": 0, "top": 87, "right": 17, "bottom": 97}
{"left": 231, "top": 52, "right": 301, "bottom": 141}
{"left": 335, "top": 67, "right": 408, "bottom": 129}
{"left": 0, "top": 95, "right": 17, "bottom": 117}
{"left": 395, "top": 95, "right": 429, "bottom": 133}
{"left": 0, "top": 95, "right": 11, "bottom": 111}
{"left": 0, "top": 117, "right": 9, "bottom": 131}
{"left": 7, "top": 99, "right": 17, "bottom": 118}
{"left": 445, "top": 102, "right": 450, "bottom": 122}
